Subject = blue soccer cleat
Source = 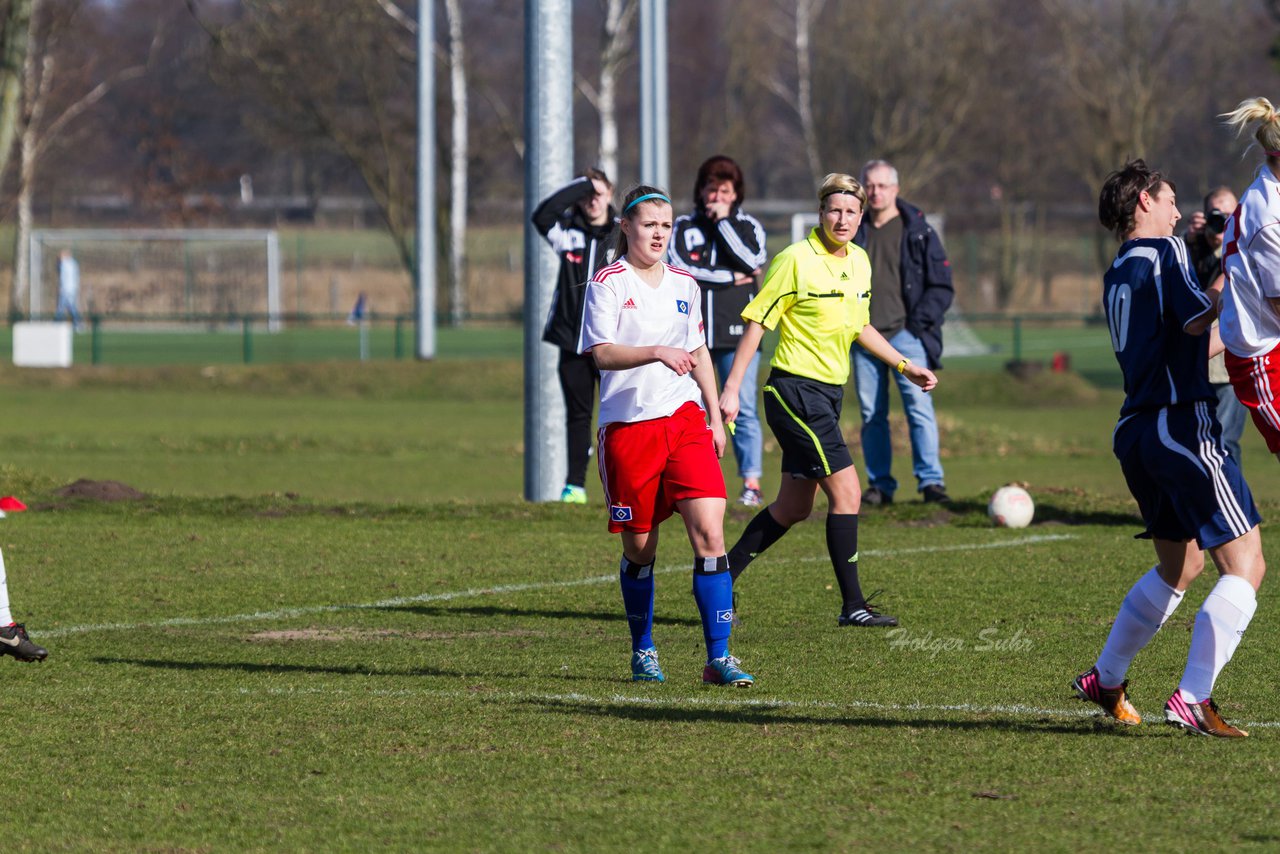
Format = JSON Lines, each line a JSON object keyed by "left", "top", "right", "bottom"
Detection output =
{"left": 702, "top": 654, "right": 754, "bottom": 687}
{"left": 631, "top": 647, "right": 665, "bottom": 682}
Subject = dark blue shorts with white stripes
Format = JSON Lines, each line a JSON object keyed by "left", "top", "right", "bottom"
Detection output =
{"left": 1114, "top": 401, "right": 1261, "bottom": 549}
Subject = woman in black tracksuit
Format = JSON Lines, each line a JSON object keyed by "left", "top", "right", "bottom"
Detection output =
{"left": 531, "top": 169, "right": 618, "bottom": 503}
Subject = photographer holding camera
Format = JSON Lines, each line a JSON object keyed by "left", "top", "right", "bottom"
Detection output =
{"left": 1184, "top": 185, "right": 1247, "bottom": 464}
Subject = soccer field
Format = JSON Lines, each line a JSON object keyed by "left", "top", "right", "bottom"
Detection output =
{"left": 2, "top": 358, "right": 1280, "bottom": 849}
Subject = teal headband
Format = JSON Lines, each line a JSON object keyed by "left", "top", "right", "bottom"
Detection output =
{"left": 624, "top": 193, "right": 671, "bottom": 212}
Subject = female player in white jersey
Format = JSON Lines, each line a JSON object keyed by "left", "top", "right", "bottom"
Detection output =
{"left": 1072, "top": 159, "right": 1265, "bottom": 737}
{"left": 717, "top": 173, "right": 937, "bottom": 628}
{"left": 1218, "top": 97, "right": 1280, "bottom": 458}
{"left": 578, "top": 184, "right": 753, "bottom": 687}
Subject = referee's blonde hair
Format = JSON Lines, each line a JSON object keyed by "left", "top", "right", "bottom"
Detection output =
{"left": 818, "top": 173, "right": 867, "bottom": 211}
{"left": 1222, "top": 97, "right": 1280, "bottom": 159}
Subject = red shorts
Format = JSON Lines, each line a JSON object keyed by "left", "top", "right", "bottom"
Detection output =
{"left": 597, "top": 400, "right": 727, "bottom": 533}
{"left": 1225, "top": 344, "right": 1280, "bottom": 452}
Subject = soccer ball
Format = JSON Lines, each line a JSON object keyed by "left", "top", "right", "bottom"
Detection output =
{"left": 988, "top": 485, "right": 1034, "bottom": 528}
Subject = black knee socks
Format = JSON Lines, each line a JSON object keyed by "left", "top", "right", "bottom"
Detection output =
{"left": 826, "top": 513, "right": 864, "bottom": 612}
{"left": 727, "top": 507, "right": 790, "bottom": 582}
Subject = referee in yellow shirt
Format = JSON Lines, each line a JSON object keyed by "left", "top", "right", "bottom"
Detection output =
{"left": 718, "top": 173, "right": 938, "bottom": 627}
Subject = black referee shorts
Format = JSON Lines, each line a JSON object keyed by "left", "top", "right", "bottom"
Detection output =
{"left": 761, "top": 369, "right": 854, "bottom": 479}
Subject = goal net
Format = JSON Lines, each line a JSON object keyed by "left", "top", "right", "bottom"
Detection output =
{"left": 29, "top": 229, "right": 282, "bottom": 331}
{"left": 789, "top": 212, "right": 992, "bottom": 357}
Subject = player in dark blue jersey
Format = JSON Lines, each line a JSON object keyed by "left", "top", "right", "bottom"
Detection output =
{"left": 1072, "top": 160, "right": 1266, "bottom": 738}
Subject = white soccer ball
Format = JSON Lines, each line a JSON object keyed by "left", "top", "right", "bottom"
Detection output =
{"left": 988, "top": 485, "right": 1034, "bottom": 528}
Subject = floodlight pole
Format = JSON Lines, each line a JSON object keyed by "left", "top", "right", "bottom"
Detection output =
{"left": 523, "top": 0, "right": 573, "bottom": 502}
{"left": 639, "top": 0, "right": 669, "bottom": 191}
{"left": 416, "top": 0, "right": 437, "bottom": 359}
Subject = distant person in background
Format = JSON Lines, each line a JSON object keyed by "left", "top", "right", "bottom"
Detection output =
{"left": 668, "top": 155, "right": 768, "bottom": 507}
{"left": 719, "top": 173, "right": 937, "bottom": 629}
{"left": 531, "top": 169, "right": 617, "bottom": 504}
{"left": 1073, "top": 159, "right": 1262, "bottom": 738}
{"left": 851, "top": 159, "right": 954, "bottom": 506}
{"left": 1219, "top": 97, "right": 1280, "bottom": 464}
{"left": 579, "top": 184, "right": 753, "bottom": 687}
{"left": 56, "top": 249, "right": 84, "bottom": 331}
{"left": 1183, "top": 186, "right": 1246, "bottom": 464}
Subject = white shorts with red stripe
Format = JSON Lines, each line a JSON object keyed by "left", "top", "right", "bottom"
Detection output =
{"left": 1225, "top": 344, "right": 1280, "bottom": 453}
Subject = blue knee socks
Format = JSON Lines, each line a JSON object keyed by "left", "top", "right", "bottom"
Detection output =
{"left": 619, "top": 556, "right": 655, "bottom": 651}
{"left": 692, "top": 555, "right": 733, "bottom": 662}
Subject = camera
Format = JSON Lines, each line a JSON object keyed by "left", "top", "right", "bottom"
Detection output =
{"left": 1205, "top": 209, "right": 1228, "bottom": 235}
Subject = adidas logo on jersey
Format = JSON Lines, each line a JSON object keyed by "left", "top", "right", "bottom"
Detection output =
{"left": 622, "top": 298, "right": 638, "bottom": 309}
{"left": 841, "top": 272, "right": 849, "bottom": 279}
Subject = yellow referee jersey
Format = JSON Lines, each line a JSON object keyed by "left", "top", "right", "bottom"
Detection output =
{"left": 741, "top": 227, "right": 871, "bottom": 386}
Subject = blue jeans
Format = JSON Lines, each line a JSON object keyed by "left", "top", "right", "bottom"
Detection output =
{"left": 712, "top": 348, "right": 762, "bottom": 480}
{"left": 1214, "top": 383, "right": 1247, "bottom": 466}
{"left": 55, "top": 293, "right": 82, "bottom": 328}
{"left": 852, "top": 329, "right": 945, "bottom": 495}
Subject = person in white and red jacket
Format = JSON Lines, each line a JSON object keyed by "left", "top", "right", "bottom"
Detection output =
{"left": 531, "top": 169, "right": 617, "bottom": 504}
{"left": 667, "top": 156, "right": 768, "bottom": 507}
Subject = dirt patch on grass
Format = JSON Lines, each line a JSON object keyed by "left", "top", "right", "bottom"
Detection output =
{"left": 895, "top": 509, "right": 958, "bottom": 528}
{"left": 247, "top": 627, "right": 544, "bottom": 643}
{"left": 54, "top": 479, "right": 147, "bottom": 501}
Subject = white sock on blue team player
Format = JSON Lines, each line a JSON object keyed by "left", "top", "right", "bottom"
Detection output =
{"left": 1094, "top": 566, "right": 1185, "bottom": 687}
{"left": 1178, "top": 574, "right": 1257, "bottom": 703}
{"left": 691, "top": 555, "right": 733, "bottom": 662}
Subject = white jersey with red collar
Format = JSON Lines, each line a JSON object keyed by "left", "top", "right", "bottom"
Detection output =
{"left": 578, "top": 258, "right": 707, "bottom": 426}
{"left": 1221, "top": 166, "right": 1280, "bottom": 356}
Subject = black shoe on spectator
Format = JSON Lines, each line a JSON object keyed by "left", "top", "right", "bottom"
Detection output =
{"left": 863, "top": 486, "right": 893, "bottom": 507}
{"left": 921, "top": 484, "right": 951, "bottom": 504}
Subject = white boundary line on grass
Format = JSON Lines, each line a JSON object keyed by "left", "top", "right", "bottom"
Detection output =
{"left": 43, "top": 533, "right": 1076, "bottom": 639}
{"left": 225, "top": 684, "right": 1280, "bottom": 730}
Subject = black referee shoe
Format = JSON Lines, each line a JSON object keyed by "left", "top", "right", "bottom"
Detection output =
{"left": 838, "top": 593, "right": 899, "bottom": 628}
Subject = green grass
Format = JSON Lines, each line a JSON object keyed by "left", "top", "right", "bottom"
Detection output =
{"left": 2, "top": 354, "right": 1280, "bottom": 849}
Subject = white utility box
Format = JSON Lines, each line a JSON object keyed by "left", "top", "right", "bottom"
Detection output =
{"left": 13, "top": 321, "right": 73, "bottom": 368}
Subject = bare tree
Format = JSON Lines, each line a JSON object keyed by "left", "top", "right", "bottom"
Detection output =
{"left": 807, "top": 0, "right": 999, "bottom": 189}
{"left": 9, "top": 0, "right": 157, "bottom": 315}
{"left": 443, "top": 0, "right": 466, "bottom": 325}
{"left": 190, "top": 0, "right": 419, "bottom": 275}
{"left": 378, "top": 0, "right": 468, "bottom": 324}
{"left": 0, "top": 1, "right": 33, "bottom": 255}
{"left": 744, "top": 1, "right": 825, "bottom": 187}
{"left": 1041, "top": 0, "right": 1196, "bottom": 195}
{"left": 577, "top": 0, "right": 637, "bottom": 179}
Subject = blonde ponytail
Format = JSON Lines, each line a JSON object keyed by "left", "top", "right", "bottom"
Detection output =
{"left": 1222, "top": 97, "right": 1280, "bottom": 157}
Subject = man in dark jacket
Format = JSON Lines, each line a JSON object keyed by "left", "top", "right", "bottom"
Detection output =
{"left": 851, "top": 159, "right": 954, "bottom": 505}
{"left": 531, "top": 169, "right": 616, "bottom": 503}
